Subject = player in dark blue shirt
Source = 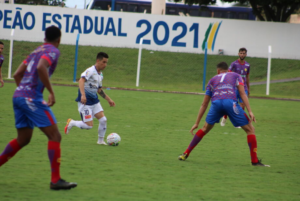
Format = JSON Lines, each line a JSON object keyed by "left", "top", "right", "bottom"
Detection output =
{"left": 0, "top": 26, "right": 77, "bottom": 190}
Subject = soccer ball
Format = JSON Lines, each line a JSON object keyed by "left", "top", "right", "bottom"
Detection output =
{"left": 107, "top": 133, "right": 121, "bottom": 146}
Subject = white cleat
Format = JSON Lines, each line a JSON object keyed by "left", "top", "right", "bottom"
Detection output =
{"left": 97, "top": 141, "right": 107, "bottom": 145}
{"left": 220, "top": 117, "right": 227, "bottom": 126}
{"left": 235, "top": 126, "right": 241, "bottom": 129}
{"left": 64, "top": 119, "right": 74, "bottom": 134}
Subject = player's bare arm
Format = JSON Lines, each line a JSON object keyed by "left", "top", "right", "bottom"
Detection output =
{"left": 37, "top": 58, "right": 55, "bottom": 106}
{"left": 78, "top": 77, "right": 87, "bottom": 104}
{"left": 190, "top": 95, "right": 211, "bottom": 135}
{"left": 246, "top": 74, "right": 250, "bottom": 96}
{"left": 98, "top": 88, "right": 115, "bottom": 107}
{"left": 13, "top": 62, "right": 28, "bottom": 86}
{"left": 98, "top": 88, "right": 106, "bottom": 99}
{"left": 238, "top": 85, "right": 256, "bottom": 122}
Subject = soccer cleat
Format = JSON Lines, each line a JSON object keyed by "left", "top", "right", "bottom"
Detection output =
{"left": 64, "top": 119, "right": 73, "bottom": 134}
{"left": 97, "top": 141, "right": 107, "bottom": 145}
{"left": 252, "top": 160, "right": 270, "bottom": 167}
{"left": 178, "top": 153, "right": 189, "bottom": 161}
{"left": 50, "top": 179, "right": 77, "bottom": 190}
{"left": 220, "top": 117, "right": 227, "bottom": 126}
{"left": 235, "top": 126, "right": 241, "bottom": 128}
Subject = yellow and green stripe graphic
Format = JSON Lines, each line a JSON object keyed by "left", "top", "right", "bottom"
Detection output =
{"left": 202, "top": 21, "right": 222, "bottom": 51}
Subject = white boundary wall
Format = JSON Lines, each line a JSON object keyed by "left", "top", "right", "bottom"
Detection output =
{"left": 0, "top": 4, "right": 300, "bottom": 59}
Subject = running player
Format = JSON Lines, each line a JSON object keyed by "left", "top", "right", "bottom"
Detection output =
{"left": 0, "top": 41, "right": 4, "bottom": 87}
{"left": 0, "top": 26, "right": 77, "bottom": 190}
{"left": 178, "top": 62, "right": 269, "bottom": 167}
{"left": 221, "top": 47, "right": 250, "bottom": 126}
{"left": 64, "top": 52, "right": 115, "bottom": 145}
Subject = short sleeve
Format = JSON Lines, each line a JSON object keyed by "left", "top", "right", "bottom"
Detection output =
{"left": 23, "top": 55, "right": 31, "bottom": 65}
{"left": 81, "top": 68, "right": 93, "bottom": 81}
{"left": 228, "top": 62, "right": 235, "bottom": 72}
{"left": 41, "top": 51, "right": 59, "bottom": 66}
{"left": 236, "top": 74, "right": 244, "bottom": 86}
{"left": 205, "top": 80, "right": 213, "bottom": 97}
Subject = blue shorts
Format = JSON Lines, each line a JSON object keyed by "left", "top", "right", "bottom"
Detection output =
{"left": 205, "top": 99, "right": 250, "bottom": 127}
{"left": 236, "top": 90, "right": 248, "bottom": 103}
{"left": 13, "top": 97, "right": 57, "bottom": 129}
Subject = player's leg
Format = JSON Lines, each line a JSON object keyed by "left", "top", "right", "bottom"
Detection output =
{"left": 241, "top": 123, "right": 269, "bottom": 167}
{"left": 179, "top": 101, "right": 222, "bottom": 161}
{"left": 179, "top": 122, "right": 214, "bottom": 161}
{"left": 94, "top": 103, "right": 107, "bottom": 145}
{"left": 65, "top": 102, "right": 93, "bottom": 134}
{"left": 226, "top": 100, "right": 269, "bottom": 167}
{"left": 0, "top": 128, "right": 32, "bottom": 166}
{"left": 30, "top": 99, "right": 77, "bottom": 189}
{"left": 0, "top": 98, "right": 34, "bottom": 166}
{"left": 40, "top": 124, "right": 77, "bottom": 189}
{"left": 220, "top": 115, "right": 227, "bottom": 126}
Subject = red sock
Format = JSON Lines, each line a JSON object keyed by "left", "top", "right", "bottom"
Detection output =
{"left": 48, "top": 141, "right": 61, "bottom": 183}
{"left": 247, "top": 134, "right": 258, "bottom": 163}
{"left": 185, "top": 129, "right": 206, "bottom": 155}
{"left": 0, "top": 139, "right": 21, "bottom": 166}
{"left": 224, "top": 115, "right": 228, "bottom": 119}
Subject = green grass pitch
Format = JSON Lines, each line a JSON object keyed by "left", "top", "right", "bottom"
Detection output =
{"left": 1, "top": 40, "right": 300, "bottom": 99}
{"left": 0, "top": 83, "right": 299, "bottom": 201}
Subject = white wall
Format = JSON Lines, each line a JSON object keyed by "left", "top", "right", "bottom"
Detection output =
{"left": 0, "top": 4, "right": 300, "bottom": 59}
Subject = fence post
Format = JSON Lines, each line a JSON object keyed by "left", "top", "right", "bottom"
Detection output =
{"left": 202, "top": 42, "right": 208, "bottom": 91}
{"left": 8, "top": 29, "right": 15, "bottom": 79}
{"left": 266, "top": 45, "right": 272, "bottom": 95}
{"left": 136, "top": 38, "right": 143, "bottom": 87}
{"left": 73, "top": 33, "right": 80, "bottom": 83}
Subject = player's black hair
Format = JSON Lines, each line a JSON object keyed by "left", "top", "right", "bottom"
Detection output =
{"left": 217, "top": 62, "right": 228, "bottom": 70}
{"left": 0, "top": 41, "right": 4, "bottom": 45}
{"left": 96, "top": 52, "right": 109, "bottom": 60}
{"left": 45, "top": 26, "right": 61, "bottom": 42}
{"left": 239, "top": 47, "right": 247, "bottom": 53}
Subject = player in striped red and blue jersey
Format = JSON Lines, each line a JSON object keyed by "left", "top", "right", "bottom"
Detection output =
{"left": 221, "top": 47, "right": 250, "bottom": 127}
{"left": 178, "top": 62, "right": 269, "bottom": 167}
{"left": 0, "top": 26, "right": 77, "bottom": 190}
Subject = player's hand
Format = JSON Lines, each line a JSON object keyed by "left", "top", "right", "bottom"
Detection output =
{"left": 190, "top": 124, "right": 198, "bottom": 135}
{"left": 48, "top": 93, "right": 56, "bottom": 107}
{"left": 108, "top": 99, "right": 115, "bottom": 107}
{"left": 81, "top": 95, "right": 87, "bottom": 105}
{"left": 248, "top": 112, "right": 256, "bottom": 123}
{"left": 0, "top": 79, "right": 4, "bottom": 87}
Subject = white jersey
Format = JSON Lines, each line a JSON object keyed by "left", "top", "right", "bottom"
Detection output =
{"left": 75, "top": 65, "right": 104, "bottom": 105}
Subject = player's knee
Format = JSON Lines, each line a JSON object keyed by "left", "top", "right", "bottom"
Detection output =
{"left": 49, "top": 131, "right": 62, "bottom": 142}
{"left": 17, "top": 137, "right": 31, "bottom": 147}
{"left": 98, "top": 116, "right": 107, "bottom": 124}
{"left": 243, "top": 124, "right": 255, "bottom": 134}
{"left": 201, "top": 122, "right": 213, "bottom": 134}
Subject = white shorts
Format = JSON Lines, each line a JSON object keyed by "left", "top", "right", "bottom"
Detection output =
{"left": 78, "top": 102, "right": 104, "bottom": 122}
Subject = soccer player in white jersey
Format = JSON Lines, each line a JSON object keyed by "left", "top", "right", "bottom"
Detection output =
{"left": 64, "top": 52, "right": 115, "bottom": 145}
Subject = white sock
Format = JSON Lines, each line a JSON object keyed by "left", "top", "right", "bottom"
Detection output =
{"left": 72, "top": 120, "right": 93, "bottom": 129}
{"left": 98, "top": 116, "right": 107, "bottom": 142}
